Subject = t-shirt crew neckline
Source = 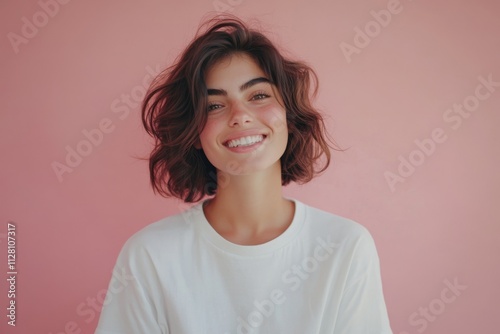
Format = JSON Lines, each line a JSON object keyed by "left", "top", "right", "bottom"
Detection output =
{"left": 194, "top": 198, "right": 305, "bottom": 257}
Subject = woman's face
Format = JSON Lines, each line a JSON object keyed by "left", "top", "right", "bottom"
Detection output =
{"left": 198, "top": 53, "right": 288, "bottom": 176}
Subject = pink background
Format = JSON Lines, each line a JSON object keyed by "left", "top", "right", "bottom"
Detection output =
{"left": 1, "top": 0, "right": 499, "bottom": 333}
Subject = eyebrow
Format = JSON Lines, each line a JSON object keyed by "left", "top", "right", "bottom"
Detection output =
{"left": 207, "top": 77, "right": 272, "bottom": 96}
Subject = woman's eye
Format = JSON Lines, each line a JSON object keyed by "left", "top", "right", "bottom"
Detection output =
{"left": 251, "top": 92, "right": 270, "bottom": 100}
{"left": 207, "top": 103, "right": 222, "bottom": 112}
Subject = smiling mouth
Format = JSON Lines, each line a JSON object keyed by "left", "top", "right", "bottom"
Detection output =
{"left": 225, "top": 135, "right": 266, "bottom": 148}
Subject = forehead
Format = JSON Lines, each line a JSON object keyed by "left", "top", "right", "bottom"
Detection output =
{"left": 205, "top": 53, "right": 267, "bottom": 87}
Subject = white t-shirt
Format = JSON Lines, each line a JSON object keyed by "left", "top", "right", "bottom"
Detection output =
{"left": 95, "top": 199, "right": 392, "bottom": 334}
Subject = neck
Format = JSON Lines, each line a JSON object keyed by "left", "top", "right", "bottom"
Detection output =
{"left": 203, "top": 162, "right": 294, "bottom": 244}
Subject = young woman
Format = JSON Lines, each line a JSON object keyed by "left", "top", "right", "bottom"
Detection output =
{"left": 95, "top": 16, "right": 393, "bottom": 334}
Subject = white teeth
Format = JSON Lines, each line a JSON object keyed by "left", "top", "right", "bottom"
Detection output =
{"left": 227, "top": 135, "right": 264, "bottom": 148}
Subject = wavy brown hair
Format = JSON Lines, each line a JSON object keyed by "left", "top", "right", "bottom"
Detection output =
{"left": 142, "top": 15, "right": 339, "bottom": 202}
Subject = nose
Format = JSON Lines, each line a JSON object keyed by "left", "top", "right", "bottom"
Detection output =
{"left": 228, "top": 102, "right": 253, "bottom": 127}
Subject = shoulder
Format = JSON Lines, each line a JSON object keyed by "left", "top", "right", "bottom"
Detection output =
{"left": 296, "top": 200, "right": 379, "bottom": 259}
{"left": 298, "top": 201, "right": 383, "bottom": 278}
{"left": 300, "top": 200, "right": 371, "bottom": 240}
{"left": 117, "top": 202, "right": 202, "bottom": 261}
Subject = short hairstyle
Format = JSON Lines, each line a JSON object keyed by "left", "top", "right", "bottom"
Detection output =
{"left": 142, "top": 15, "right": 338, "bottom": 202}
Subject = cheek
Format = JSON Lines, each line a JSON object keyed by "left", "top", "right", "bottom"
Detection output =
{"left": 263, "top": 105, "right": 288, "bottom": 134}
{"left": 198, "top": 120, "right": 217, "bottom": 147}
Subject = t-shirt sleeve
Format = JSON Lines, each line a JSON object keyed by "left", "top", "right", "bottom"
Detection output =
{"left": 334, "top": 228, "right": 393, "bottom": 334}
{"left": 94, "top": 237, "right": 166, "bottom": 334}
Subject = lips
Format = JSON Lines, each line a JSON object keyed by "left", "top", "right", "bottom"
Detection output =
{"left": 225, "top": 135, "right": 266, "bottom": 148}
